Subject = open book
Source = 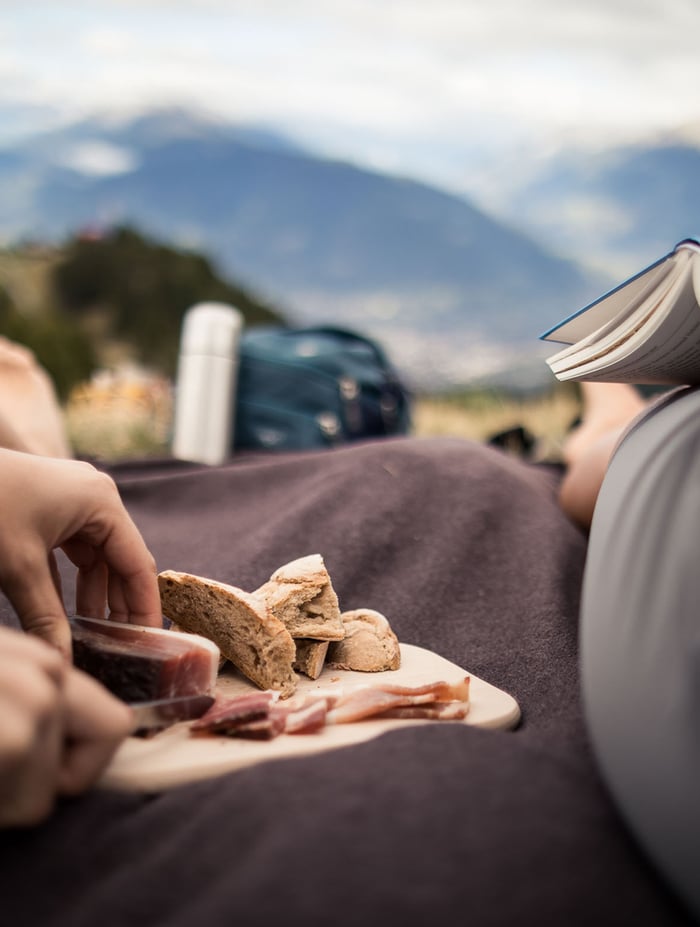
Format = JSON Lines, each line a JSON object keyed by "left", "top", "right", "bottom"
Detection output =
{"left": 541, "top": 237, "right": 700, "bottom": 384}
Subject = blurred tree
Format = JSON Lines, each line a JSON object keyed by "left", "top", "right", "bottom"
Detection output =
{"left": 0, "top": 283, "right": 97, "bottom": 400}
{"left": 52, "top": 226, "right": 284, "bottom": 375}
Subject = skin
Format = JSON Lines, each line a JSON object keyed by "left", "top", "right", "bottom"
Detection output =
{"left": 558, "top": 382, "right": 647, "bottom": 530}
{"left": 0, "top": 451, "right": 162, "bottom": 826}
{"left": 0, "top": 628, "right": 133, "bottom": 827}
{"left": 0, "top": 448, "right": 162, "bottom": 657}
{"left": 0, "top": 337, "right": 72, "bottom": 459}
{"left": 0, "top": 339, "right": 163, "bottom": 826}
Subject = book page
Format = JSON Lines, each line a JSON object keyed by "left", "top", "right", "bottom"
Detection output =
{"left": 540, "top": 253, "right": 676, "bottom": 345}
{"left": 547, "top": 253, "right": 689, "bottom": 370}
{"left": 549, "top": 258, "right": 700, "bottom": 384}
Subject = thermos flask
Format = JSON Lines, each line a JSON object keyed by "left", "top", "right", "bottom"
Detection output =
{"left": 172, "top": 302, "right": 242, "bottom": 465}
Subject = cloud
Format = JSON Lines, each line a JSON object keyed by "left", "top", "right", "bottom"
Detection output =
{"left": 1, "top": 0, "right": 699, "bottom": 191}
{"left": 54, "top": 140, "right": 139, "bottom": 176}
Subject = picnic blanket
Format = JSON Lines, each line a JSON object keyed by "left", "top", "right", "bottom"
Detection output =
{"left": 0, "top": 436, "right": 694, "bottom": 926}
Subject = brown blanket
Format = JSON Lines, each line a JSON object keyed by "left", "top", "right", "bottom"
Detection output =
{"left": 0, "top": 437, "right": 694, "bottom": 926}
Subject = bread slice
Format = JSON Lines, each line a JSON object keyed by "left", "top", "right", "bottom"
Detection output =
{"left": 158, "top": 570, "right": 297, "bottom": 697}
{"left": 293, "top": 639, "right": 330, "bottom": 680}
{"left": 255, "top": 554, "right": 345, "bottom": 641}
{"left": 327, "top": 608, "right": 401, "bottom": 672}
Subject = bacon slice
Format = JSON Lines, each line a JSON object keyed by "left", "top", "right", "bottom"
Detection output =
{"left": 226, "top": 712, "right": 287, "bottom": 740}
{"left": 375, "top": 701, "right": 470, "bottom": 721}
{"left": 364, "top": 678, "right": 471, "bottom": 702}
{"left": 272, "top": 698, "right": 328, "bottom": 734}
{"left": 326, "top": 688, "right": 410, "bottom": 724}
{"left": 326, "top": 677, "right": 470, "bottom": 725}
{"left": 190, "top": 691, "right": 277, "bottom": 734}
{"left": 189, "top": 676, "right": 470, "bottom": 738}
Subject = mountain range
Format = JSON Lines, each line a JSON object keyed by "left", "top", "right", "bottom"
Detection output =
{"left": 481, "top": 127, "right": 700, "bottom": 282}
{"left": 3, "top": 108, "right": 696, "bottom": 389}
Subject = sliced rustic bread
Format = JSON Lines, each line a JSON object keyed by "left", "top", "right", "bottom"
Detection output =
{"left": 293, "top": 639, "right": 330, "bottom": 680}
{"left": 158, "top": 570, "right": 297, "bottom": 697}
{"left": 327, "top": 608, "right": 401, "bottom": 672}
{"left": 255, "top": 553, "right": 345, "bottom": 641}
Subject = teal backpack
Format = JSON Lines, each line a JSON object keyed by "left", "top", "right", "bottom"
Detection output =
{"left": 233, "top": 326, "right": 411, "bottom": 451}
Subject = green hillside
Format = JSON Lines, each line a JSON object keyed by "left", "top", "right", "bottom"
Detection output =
{"left": 0, "top": 226, "right": 285, "bottom": 398}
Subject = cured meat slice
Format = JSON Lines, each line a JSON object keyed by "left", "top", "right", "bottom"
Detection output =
{"left": 70, "top": 615, "right": 220, "bottom": 703}
{"left": 326, "top": 688, "right": 414, "bottom": 724}
{"left": 366, "top": 678, "right": 471, "bottom": 702}
{"left": 226, "top": 712, "right": 287, "bottom": 740}
{"left": 326, "top": 677, "right": 471, "bottom": 724}
{"left": 191, "top": 691, "right": 284, "bottom": 740}
{"left": 190, "top": 691, "right": 277, "bottom": 734}
{"left": 190, "top": 691, "right": 328, "bottom": 739}
{"left": 375, "top": 702, "right": 470, "bottom": 721}
{"left": 271, "top": 698, "right": 328, "bottom": 734}
{"left": 186, "top": 675, "right": 471, "bottom": 740}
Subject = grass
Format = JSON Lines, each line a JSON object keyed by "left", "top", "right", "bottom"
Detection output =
{"left": 64, "top": 371, "right": 582, "bottom": 462}
{"left": 412, "top": 385, "right": 580, "bottom": 456}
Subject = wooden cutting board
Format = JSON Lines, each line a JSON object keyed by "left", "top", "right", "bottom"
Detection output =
{"left": 100, "top": 644, "right": 521, "bottom": 793}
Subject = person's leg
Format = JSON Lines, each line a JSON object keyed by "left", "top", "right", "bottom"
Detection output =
{"left": 561, "top": 382, "right": 647, "bottom": 468}
{"left": 580, "top": 386, "right": 700, "bottom": 920}
{"left": 0, "top": 337, "right": 72, "bottom": 458}
{"left": 558, "top": 383, "right": 647, "bottom": 528}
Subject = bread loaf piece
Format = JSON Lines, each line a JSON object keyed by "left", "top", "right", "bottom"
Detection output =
{"left": 293, "top": 639, "right": 330, "bottom": 680}
{"left": 327, "top": 608, "right": 401, "bottom": 672}
{"left": 158, "top": 570, "right": 297, "bottom": 697}
{"left": 255, "top": 554, "right": 345, "bottom": 641}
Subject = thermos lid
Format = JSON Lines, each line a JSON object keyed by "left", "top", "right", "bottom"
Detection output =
{"left": 180, "top": 302, "right": 243, "bottom": 358}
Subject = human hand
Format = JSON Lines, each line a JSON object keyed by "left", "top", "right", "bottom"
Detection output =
{"left": 0, "top": 448, "right": 162, "bottom": 656}
{"left": 0, "top": 626, "right": 132, "bottom": 827}
{"left": 0, "top": 336, "right": 72, "bottom": 459}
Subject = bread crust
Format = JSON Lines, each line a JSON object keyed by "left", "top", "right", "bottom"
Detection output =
{"left": 158, "top": 570, "right": 297, "bottom": 697}
{"left": 327, "top": 608, "right": 401, "bottom": 672}
{"left": 255, "top": 554, "right": 345, "bottom": 641}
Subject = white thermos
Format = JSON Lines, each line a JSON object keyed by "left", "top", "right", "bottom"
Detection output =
{"left": 172, "top": 302, "right": 243, "bottom": 465}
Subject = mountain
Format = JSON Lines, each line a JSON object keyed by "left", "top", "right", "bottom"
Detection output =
{"left": 0, "top": 108, "right": 606, "bottom": 388}
{"left": 495, "top": 133, "right": 700, "bottom": 281}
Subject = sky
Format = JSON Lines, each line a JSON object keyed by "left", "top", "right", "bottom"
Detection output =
{"left": 2, "top": 0, "right": 700, "bottom": 202}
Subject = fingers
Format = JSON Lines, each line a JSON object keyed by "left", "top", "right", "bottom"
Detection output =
{"left": 0, "top": 545, "right": 72, "bottom": 658}
{"left": 99, "top": 506, "right": 161, "bottom": 627}
{"left": 0, "top": 450, "right": 160, "bottom": 650}
{"left": 0, "top": 629, "right": 66, "bottom": 827}
{"left": 0, "top": 628, "right": 130, "bottom": 827}
{"left": 106, "top": 557, "right": 161, "bottom": 626}
{"left": 62, "top": 471, "right": 161, "bottom": 628}
{"left": 75, "top": 556, "right": 108, "bottom": 621}
{"left": 58, "top": 667, "right": 132, "bottom": 795}
{"left": 68, "top": 527, "right": 161, "bottom": 627}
